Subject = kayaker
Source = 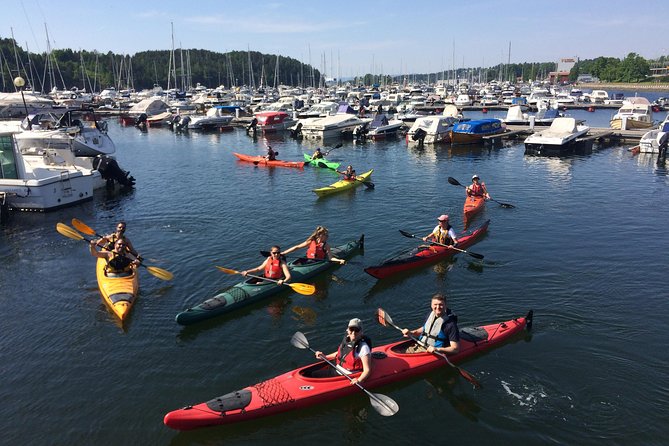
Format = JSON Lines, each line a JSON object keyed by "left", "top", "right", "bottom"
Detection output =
{"left": 313, "top": 318, "right": 372, "bottom": 385}
{"left": 282, "top": 226, "right": 346, "bottom": 264}
{"left": 337, "top": 165, "right": 356, "bottom": 181}
{"left": 98, "top": 221, "right": 141, "bottom": 259}
{"left": 264, "top": 145, "right": 277, "bottom": 161}
{"left": 89, "top": 238, "right": 140, "bottom": 276}
{"left": 241, "top": 246, "right": 291, "bottom": 285}
{"left": 423, "top": 214, "right": 459, "bottom": 246}
{"left": 466, "top": 174, "right": 491, "bottom": 200}
{"left": 401, "top": 293, "right": 460, "bottom": 355}
{"left": 311, "top": 148, "right": 324, "bottom": 159}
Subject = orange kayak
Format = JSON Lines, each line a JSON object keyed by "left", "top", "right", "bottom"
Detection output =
{"left": 233, "top": 152, "right": 305, "bottom": 168}
{"left": 464, "top": 195, "right": 485, "bottom": 219}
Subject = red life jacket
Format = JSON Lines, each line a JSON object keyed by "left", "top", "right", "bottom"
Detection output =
{"left": 264, "top": 257, "right": 284, "bottom": 279}
{"left": 335, "top": 335, "right": 372, "bottom": 372}
{"left": 469, "top": 183, "right": 485, "bottom": 197}
{"left": 306, "top": 240, "right": 327, "bottom": 259}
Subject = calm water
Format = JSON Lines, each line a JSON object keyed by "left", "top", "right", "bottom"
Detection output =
{"left": 2, "top": 97, "right": 669, "bottom": 445}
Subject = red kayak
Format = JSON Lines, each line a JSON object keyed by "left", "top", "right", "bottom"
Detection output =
{"left": 464, "top": 195, "right": 485, "bottom": 220}
{"left": 364, "top": 220, "right": 489, "bottom": 280}
{"left": 164, "top": 310, "right": 532, "bottom": 430}
{"left": 233, "top": 152, "right": 305, "bottom": 168}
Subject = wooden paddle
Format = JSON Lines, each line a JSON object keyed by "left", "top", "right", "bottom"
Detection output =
{"left": 398, "top": 229, "right": 484, "bottom": 260}
{"left": 376, "top": 308, "right": 481, "bottom": 389}
{"left": 290, "top": 331, "right": 399, "bottom": 416}
{"left": 447, "top": 176, "right": 515, "bottom": 208}
{"left": 56, "top": 223, "right": 173, "bottom": 281}
{"left": 215, "top": 266, "right": 315, "bottom": 295}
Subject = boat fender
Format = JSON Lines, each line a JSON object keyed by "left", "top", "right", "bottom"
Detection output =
{"left": 205, "top": 389, "right": 252, "bottom": 413}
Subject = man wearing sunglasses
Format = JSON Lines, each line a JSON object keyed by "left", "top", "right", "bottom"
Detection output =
{"left": 241, "top": 245, "right": 291, "bottom": 285}
{"left": 313, "top": 318, "right": 372, "bottom": 385}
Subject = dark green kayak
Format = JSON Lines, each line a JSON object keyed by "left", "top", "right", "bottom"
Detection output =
{"left": 303, "top": 153, "right": 340, "bottom": 170}
{"left": 175, "top": 235, "right": 363, "bottom": 325}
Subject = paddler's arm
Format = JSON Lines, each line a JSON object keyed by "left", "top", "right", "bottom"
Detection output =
{"left": 350, "top": 352, "right": 371, "bottom": 385}
{"left": 277, "top": 261, "right": 291, "bottom": 285}
{"left": 241, "top": 258, "right": 268, "bottom": 276}
{"left": 89, "top": 240, "right": 108, "bottom": 259}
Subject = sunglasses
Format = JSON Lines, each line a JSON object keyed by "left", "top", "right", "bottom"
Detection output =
{"left": 347, "top": 326, "right": 360, "bottom": 332}
{"left": 271, "top": 251, "right": 280, "bottom": 255}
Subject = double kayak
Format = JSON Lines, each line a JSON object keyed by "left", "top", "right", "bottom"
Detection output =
{"left": 233, "top": 152, "right": 305, "bottom": 168}
{"left": 464, "top": 195, "right": 485, "bottom": 220}
{"left": 303, "top": 153, "right": 340, "bottom": 170}
{"left": 364, "top": 220, "right": 489, "bottom": 279}
{"left": 164, "top": 310, "right": 533, "bottom": 430}
{"left": 175, "top": 236, "right": 364, "bottom": 325}
{"left": 95, "top": 258, "right": 139, "bottom": 321}
{"left": 313, "top": 169, "right": 374, "bottom": 197}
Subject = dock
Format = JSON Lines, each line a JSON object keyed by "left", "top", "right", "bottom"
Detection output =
{"left": 484, "top": 125, "right": 648, "bottom": 144}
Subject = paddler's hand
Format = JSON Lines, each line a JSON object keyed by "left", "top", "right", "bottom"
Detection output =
{"left": 338, "top": 259, "right": 346, "bottom": 265}
{"left": 427, "top": 346, "right": 436, "bottom": 354}
{"left": 315, "top": 351, "right": 324, "bottom": 360}
{"left": 401, "top": 328, "right": 410, "bottom": 337}
{"left": 350, "top": 378, "right": 361, "bottom": 386}
{"left": 241, "top": 270, "right": 248, "bottom": 276}
{"left": 277, "top": 279, "right": 284, "bottom": 285}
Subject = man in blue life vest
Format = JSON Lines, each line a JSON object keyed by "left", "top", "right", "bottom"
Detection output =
{"left": 402, "top": 293, "right": 460, "bottom": 355}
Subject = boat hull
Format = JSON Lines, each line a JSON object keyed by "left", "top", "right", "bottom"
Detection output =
{"left": 233, "top": 152, "right": 305, "bottom": 168}
{"left": 364, "top": 220, "right": 489, "bottom": 279}
{"left": 95, "top": 258, "right": 139, "bottom": 321}
{"left": 164, "top": 311, "right": 532, "bottom": 430}
{"left": 175, "top": 237, "right": 363, "bottom": 325}
{"left": 312, "top": 169, "right": 373, "bottom": 196}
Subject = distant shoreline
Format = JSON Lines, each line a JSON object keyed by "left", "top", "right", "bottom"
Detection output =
{"left": 575, "top": 82, "right": 669, "bottom": 92}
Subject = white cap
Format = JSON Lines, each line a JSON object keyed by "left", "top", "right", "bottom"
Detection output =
{"left": 472, "top": 174, "right": 480, "bottom": 180}
{"left": 348, "top": 318, "right": 363, "bottom": 330}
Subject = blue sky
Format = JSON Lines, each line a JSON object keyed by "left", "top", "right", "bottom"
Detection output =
{"left": 4, "top": 0, "right": 668, "bottom": 79}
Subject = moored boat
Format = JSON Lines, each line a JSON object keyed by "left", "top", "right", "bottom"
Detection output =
{"left": 450, "top": 119, "right": 504, "bottom": 145}
{"left": 95, "top": 258, "right": 139, "bottom": 321}
{"left": 364, "top": 220, "right": 489, "bottom": 280}
{"left": 609, "top": 97, "right": 654, "bottom": 130}
{"left": 312, "top": 169, "right": 373, "bottom": 197}
{"left": 175, "top": 236, "right": 363, "bottom": 325}
{"left": 523, "top": 117, "right": 590, "bottom": 155}
{"left": 233, "top": 152, "right": 305, "bottom": 168}
{"left": 164, "top": 310, "right": 532, "bottom": 430}
{"left": 303, "top": 153, "right": 340, "bottom": 170}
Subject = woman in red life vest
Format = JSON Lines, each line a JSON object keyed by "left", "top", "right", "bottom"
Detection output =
{"left": 466, "top": 174, "right": 491, "bottom": 200}
{"left": 282, "top": 226, "right": 346, "bottom": 264}
{"left": 313, "top": 318, "right": 372, "bottom": 385}
{"left": 336, "top": 165, "right": 356, "bottom": 181}
{"left": 241, "top": 245, "right": 291, "bottom": 285}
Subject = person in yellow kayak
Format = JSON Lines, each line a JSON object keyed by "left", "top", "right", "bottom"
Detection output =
{"left": 282, "top": 226, "right": 346, "bottom": 265}
{"left": 402, "top": 293, "right": 460, "bottom": 355}
{"left": 311, "top": 148, "right": 324, "bottom": 159}
{"left": 423, "top": 214, "right": 459, "bottom": 246}
{"left": 241, "top": 246, "right": 291, "bottom": 285}
{"left": 89, "top": 238, "right": 140, "bottom": 276}
{"left": 98, "top": 221, "right": 141, "bottom": 259}
{"left": 312, "top": 318, "right": 372, "bottom": 385}
{"left": 336, "top": 165, "right": 356, "bottom": 181}
{"left": 466, "top": 174, "right": 491, "bottom": 200}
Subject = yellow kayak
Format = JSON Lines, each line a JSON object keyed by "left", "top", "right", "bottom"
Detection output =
{"left": 95, "top": 258, "right": 139, "bottom": 321}
{"left": 312, "top": 169, "right": 374, "bottom": 197}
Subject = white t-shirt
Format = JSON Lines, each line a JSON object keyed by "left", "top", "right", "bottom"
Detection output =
{"left": 431, "top": 225, "right": 457, "bottom": 241}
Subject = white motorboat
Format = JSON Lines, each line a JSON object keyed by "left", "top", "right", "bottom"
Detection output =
{"left": 405, "top": 115, "right": 458, "bottom": 144}
{"left": 638, "top": 116, "right": 669, "bottom": 153}
{"left": 354, "top": 114, "right": 404, "bottom": 140}
{"left": 503, "top": 105, "right": 561, "bottom": 126}
{"left": 253, "top": 111, "right": 297, "bottom": 133}
{"left": 609, "top": 97, "right": 654, "bottom": 130}
{"left": 298, "top": 113, "right": 369, "bottom": 140}
{"left": 0, "top": 91, "right": 56, "bottom": 118}
{"left": 0, "top": 131, "right": 99, "bottom": 211}
{"left": 524, "top": 117, "right": 591, "bottom": 155}
{"left": 187, "top": 106, "right": 234, "bottom": 130}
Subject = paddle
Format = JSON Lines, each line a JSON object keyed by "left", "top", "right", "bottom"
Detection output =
{"left": 398, "top": 229, "right": 484, "bottom": 260}
{"left": 323, "top": 143, "right": 343, "bottom": 156}
{"left": 376, "top": 308, "right": 481, "bottom": 389}
{"left": 55, "top": 223, "right": 173, "bottom": 281}
{"left": 290, "top": 331, "right": 399, "bottom": 416}
{"left": 215, "top": 266, "right": 315, "bottom": 295}
{"left": 447, "top": 176, "right": 515, "bottom": 208}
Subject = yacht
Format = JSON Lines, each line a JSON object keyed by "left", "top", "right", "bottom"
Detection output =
{"left": 0, "top": 131, "right": 98, "bottom": 211}
{"left": 524, "top": 117, "right": 591, "bottom": 155}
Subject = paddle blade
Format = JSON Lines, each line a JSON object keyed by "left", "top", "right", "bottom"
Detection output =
{"left": 56, "top": 223, "right": 85, "bottom": 241}
{"left": 376, "top": 308, "right": 394, "bottom": 328}
{"left": 287, "top": 282, "right": 316, "bottom": 296}
{"left": 369, "top": 392, "right": 400, "bottom": 417}
{"left": 447, "top": 177, "right": 463, "bottom": 187}
{"left": 145, "top": 265, "right": 173, "bottom": 281}
{"left": 458, "top": 368, "right": 482, "bottom": 390}
{"left": 361, "top": 180, "right": 375, "bottom": 189}
{"left": 290, "top": 331, "right": 310, "bottom": 349}
{"left": 216, "top": 266, "right": 241, "bottom": 275}
{"left": 466, "top": 251, "right": 485, "bottom": 260}
{"left": 71, "top": 218, "right": 98, "bottom": 236}
{"left": 499, "top": 202, "right": 515, "bottom": 209}
{"left": 399, "top": 229, "right": 417, "bottom": 239}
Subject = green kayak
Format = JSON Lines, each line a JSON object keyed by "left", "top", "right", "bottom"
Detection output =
{"left": 175, "top": 235, "right": 364, "bottom": 325}
{"left": 303, "top": 153, "right": 340, "bottom": 170}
